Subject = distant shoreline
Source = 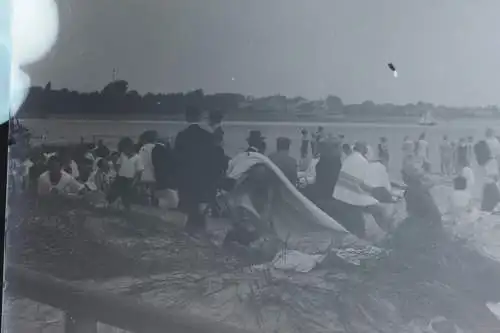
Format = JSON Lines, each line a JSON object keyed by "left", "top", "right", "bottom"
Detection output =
{"left": 17, "top": 112, "right": 498, "bottom": 127}
{"left": 19, "top": 113, "right": 421, "bottom": 124}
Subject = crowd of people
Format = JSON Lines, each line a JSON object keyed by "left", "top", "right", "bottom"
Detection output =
{"left": 9, "top": 106, "right": 500, "bottom": 243}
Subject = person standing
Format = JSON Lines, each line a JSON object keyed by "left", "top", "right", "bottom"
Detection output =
{"left": 467, "top": 136, "right": 474, "bottom": 165}
{"left": 486, "top": 128, "right": 500, "bottom": 171}
{"left": 314, "top": 140, "right": 342, "bottom": 202}
{"left": 208, "top": 110, "right": 225, "bottom": 144}
{"left": 93, "top": 139, "right": 110, "bottom": 158}
{"left": 175, "top": 106, "right": 218, "bottom": 235}
{"left": 402, "top": 136, "right": 414, "bottom": 160}
{"left": 268, "top": 137, "right": 298, "bottom": 185}
{"left": 138, "top": 130, "right": 158, "bottom": 205}
{"left": 415, "top": 132, "right": 430, "bottom": 172}
{"left": 378, "top": 137, "right": 390, "bottom": 169}
{"left": 311, "top": 126, "right": 324, "bottom": 156}
{"left": 439, "top": 135, "right": 453, "bottom": 176}
{"left": 456, "top": 138, "right": 468, "bottom": 170}
{"left": 152, "top": 137, "right": 177, "bottom": 209}
{"left": 300, "top": 129, "right": 309, "bottom": 160}
{"left": 107, "top": 137, "right": 144, "bottom": 211}
{"left": 207, "top": 110, "right": 230, "bottom": 217}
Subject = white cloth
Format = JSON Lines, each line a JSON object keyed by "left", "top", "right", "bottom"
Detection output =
{"left": 487, "top": 302, "right": 500, "bottom": 321}
{"left": 139, "top": 143, "right": 156, "bottom": 182}
{"left": 448, "top": 190, "right": 472, "bottom": 218}
{"left": 297, "top": 157, "right": 319, "bottom": 184}
{"left": 333, "top": 152, "right": 378, "bottom": 206}
{"left": 62, "top": 160, "right": 79, "bottom": 179}
{"left": 460, "top": 166, "right": 475, "bottom": 193}
{"left": 227, "top": 152, "right": 265, "bottom": 180}
{"left": 38, "top": 171, "right": 84, "bottom": 196}
{"left": 22, "top": 159, "right": 34, "bottom": 177}
{"left": 270, "top": 250, "right": 326, "bottom": 273}
{"left": 117, "top": 153, "right": 144, "bottom": 179}
{"left": 365, "top": 161, "right": 391, "bottom": 191}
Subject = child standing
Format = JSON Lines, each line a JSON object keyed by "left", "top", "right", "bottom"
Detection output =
{"left": 107, "top": 137, "right": 144, "bottom": 210}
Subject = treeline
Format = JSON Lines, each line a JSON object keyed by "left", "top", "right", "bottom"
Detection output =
{"left": 16, "top": 79, "right": 500, "bottom": 119}
{"left": 18, "top": 80, "right": 247, "bottom": 118}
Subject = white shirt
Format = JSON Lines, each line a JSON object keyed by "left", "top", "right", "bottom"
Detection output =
{"left": 117, "top": 153, "right": 144, "bottom": 179}
{"left": 365, "top": 161, "right": 391, "bottom": 191}
{"left": 484, "top": 158, "right": 499, "bottom": 183}
{"left": 38, "top": 171, "right": 84, "bottom": 196}
{"left": 139, "top": 143, "right": 156, "bottom": 182}
{"left": 297, "top": 158, "right": 319, "bottom": 184}
{"left": 487, "top": 137, "right": 500, "bottom": 159}
{"left": 333, "top": 152, "right": 378, "bottom": 206}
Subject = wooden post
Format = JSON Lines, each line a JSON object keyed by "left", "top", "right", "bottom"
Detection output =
{"left": 64, "top": 312, "right": 97, "bottom": 333}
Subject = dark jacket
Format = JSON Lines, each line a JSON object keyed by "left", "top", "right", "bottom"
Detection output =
{"left": 314, "top": 155, "right": 342, "bottom": 199}
{"left": 174, "top": 124, "right": 218, "bottom": 203}
{"left": 268, "top": 151, "right": 298, "bottom": 185}
{"left": 151, "top": 142, "right": 175, "bottom": 190}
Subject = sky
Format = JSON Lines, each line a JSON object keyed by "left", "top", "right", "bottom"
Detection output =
{"left": 23, "top": 0, "right": 500, "bottom": 106}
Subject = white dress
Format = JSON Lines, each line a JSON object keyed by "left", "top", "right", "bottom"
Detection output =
{"left": 139, "top": 143, "right": 156, "bottom": 182}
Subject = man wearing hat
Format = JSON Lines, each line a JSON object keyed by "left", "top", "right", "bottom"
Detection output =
{"left": 246, "top": 130, "right": 266, "bottom": 154}
{"left": 174, "top": 106, "right": 220, "bottom": 235}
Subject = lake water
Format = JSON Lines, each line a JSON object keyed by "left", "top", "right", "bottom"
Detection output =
{"left": 20, "top": 118, "right": 500, "bottom": 179}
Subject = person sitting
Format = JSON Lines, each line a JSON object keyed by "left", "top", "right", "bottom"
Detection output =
{"left": 402, "top": 152, "right": 442, "bottom": 226}
{"left": 88, "top": 157, "right": 114, "bottom": 193}
{"left": 107, "top": 137, "right": 144, "bottom": 211}
{"left": 37, "top": 156, "right": 86, "bottom": 197}
{"left": 59, "top": 148, "right": 80, "bottom": 179}
{"left": 268, "top": 137, "right": 297, "bottom": 185}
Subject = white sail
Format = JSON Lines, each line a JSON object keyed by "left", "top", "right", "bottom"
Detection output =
{"left": 419, "top": 111, "right": 436, "bottom": 125}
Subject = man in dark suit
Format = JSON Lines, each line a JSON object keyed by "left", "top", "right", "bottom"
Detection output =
{"left": 174, "top": 106, "right": 218, "bottom": 234}
{"left": 268, "top": 137, "right": 297, "bottom": 185}
{"left": 151, "top": 136, "right": 176, "bottom": 206}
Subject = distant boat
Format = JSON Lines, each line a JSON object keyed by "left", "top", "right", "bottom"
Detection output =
{"left": 419, "top": 111, "right": 437, "bottom": 126}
